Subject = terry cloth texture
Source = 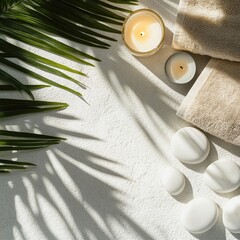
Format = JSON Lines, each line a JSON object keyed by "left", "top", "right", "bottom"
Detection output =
{"left": 172, "top": 0, "right": 240, "bottom": 62}
{"left": 177, "top": 59, "right": 240, "bottom": 146}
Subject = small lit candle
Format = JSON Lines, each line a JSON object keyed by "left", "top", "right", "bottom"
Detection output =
{"left": 122, "top": 9, "right": 165, "bottom": 57}
{"left": 165, "top": 52, "right": 196, "bottom": 84}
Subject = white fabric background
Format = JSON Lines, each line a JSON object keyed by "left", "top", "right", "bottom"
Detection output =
{"left": 0, "top": 0, "right": 239, "bottom": 239}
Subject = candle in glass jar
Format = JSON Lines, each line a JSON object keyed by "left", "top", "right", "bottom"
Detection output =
{"left": 165, "top": 52, "right": 196, "bottom": 84}
{"left": 122, "top": 9, "right": 165, "bottom": 57}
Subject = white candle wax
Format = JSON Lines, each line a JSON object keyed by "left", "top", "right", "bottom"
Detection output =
{"left": 122, "top": 9, "right": 165, "bottom": 56}
{"left": 165, "top": 52, "right": 196, "bottom": 84}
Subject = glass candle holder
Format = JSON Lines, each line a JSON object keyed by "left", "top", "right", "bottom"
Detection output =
{"left": 122, "top": 8, "right": 165, "bottom": 57}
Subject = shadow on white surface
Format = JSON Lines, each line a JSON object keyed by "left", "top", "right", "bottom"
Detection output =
{"left": 86, "top": 0, "right": 240, "bottom": 239}
{"left": 232, "top": 234, "right": 240, "bottom": 240}
{"left": 0, "top": 111, "right": 158, "bottom": 240}
{"left": 141, "top": 0, "right": 179, "bottom": 23}
{"left": 218, "top": 188, "right": 240, "bottom": 200}
{"left": 0, "top": 39, "right": 158, "bottom": 240}
{"left": 0, "top": 0, "right": 239, "bottom": 240}
{"left": 210, "top": 135, "right": 240, "bottom": 159}
{"left": 182, "top": 141, "right": 218, "bottom": 174}
{"left": 172, "top": 177, "right": 193, "bottom": 203}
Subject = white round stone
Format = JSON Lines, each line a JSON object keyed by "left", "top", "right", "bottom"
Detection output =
{"left": 181, "top": 198, "right": 219, "bottom": 234}
{"left": 223, "top": 195, "right": 240, "bottom": 233}
{"left": 205, "top": 159, "right": 240, "bottom": 193}
{"left": 171, "top": 127, "right": 210, "bottom": 164}
{"left": 161, "top": 167, "right": 185, "bottom": 195}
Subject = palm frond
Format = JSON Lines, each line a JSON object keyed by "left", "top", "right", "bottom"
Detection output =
{"left": 0, "top": 57, "right": 83, "bottom": 97}
{"left": 0, "top": 0, "right": 136, "bottom": 99}
{"left": 0, "top": 99, "right": 68, "bottom": 118}
{"left": 0, "top": 0, "right": 22, "bottom": 14}
{"left": 0, "top": 159, "right": 36, "bottom": 173}
{"left": 0, "top": 84, "right": 50, "bottom": 91}
{"left": 0, "top": 129, "right": 65, "bottom": 151}
{"left": 0, "top": 129, "right": 64, "bottom": 172}
{"left": 0, "top": 0, "right": 137, "bottom": 173}
{"left": 0, "top": 68, "right": 34, "bottom": 99}
{"left": 0, "top": 159, "right": 35, "bottom": 165}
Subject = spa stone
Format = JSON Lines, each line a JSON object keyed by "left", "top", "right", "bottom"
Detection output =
{"left": 205, "top": 159, "right": 240, "bottom": 193}
{"left": 171, "top": 127, "right": 210, "bottom": 164}
{"left": 223, "top": 195, "right": 240, "bottom": 233}
{"left": 161, "top": 167, "right": 185, "bottom": 195}
{"left": 181, "top": 198, "right": 219, "bottom": 234}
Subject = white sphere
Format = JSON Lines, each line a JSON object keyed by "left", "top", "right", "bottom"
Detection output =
{"left": 181, "top": 198, "right": 219, "bottom": 234}
{"left": 205, "top": 159, "right": 240, "bottom": 193}
{"left": 171, "top": 127, "right": 210, "bottom": 164}
{"left": 223, "top": 195, "right": 240, "bottom": 233}
{"left": 161, "top": 167, "right": 185, "bottom": 195}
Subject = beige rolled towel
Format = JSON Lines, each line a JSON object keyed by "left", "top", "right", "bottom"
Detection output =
{"left": 172, "top": 0, "right": 240, "bottom": 62}
{"left": 177, "top": 59, "right": 240, "bottom": 146}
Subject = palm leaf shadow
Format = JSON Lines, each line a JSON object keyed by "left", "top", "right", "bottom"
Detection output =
{"left": 0, "top": 0, "right": 159, "bottom": 239}
{"left": 0, "top": 109, "right": 155, "bottom": 240}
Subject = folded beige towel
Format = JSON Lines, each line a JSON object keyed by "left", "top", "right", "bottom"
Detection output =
{"left": 177, "top": 59, "right": 240, "bottom": 146}
{"left": 172, "top": 0, "right": 240, "bottom": 62}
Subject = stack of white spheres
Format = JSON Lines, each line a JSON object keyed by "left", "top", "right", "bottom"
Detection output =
{"left": 163, "top": 126, "right": 240, "bottom": 234}
{"left": 204, "top": 160, "right": 240, "bottom": 233}
{"left": 169, "top": 127, "right": 217, "bottom": 234}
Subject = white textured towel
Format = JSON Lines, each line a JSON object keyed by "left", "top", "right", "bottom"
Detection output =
{"left": 172, "top": 0, "right": 240, "bottom": 62}
{"left": 177, "top": 59, "right": 240, "bottom": 146}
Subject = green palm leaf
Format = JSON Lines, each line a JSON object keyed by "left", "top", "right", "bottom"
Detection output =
{"left": 0, "top": 159, "right": 36, "bottom": 172}
{"left": 0, "top": 0, "right": 22, "bottom": 13}
{"left": 0, "top": 129, "right": 65, "bottom": 173}
{"left": 0, "top": 0, "right": 136, "bottom": 98}
{"left": 0, "top": 99, "right": 68, "bottom": 118}
{"left": 0, "top": 0, "right": 137, "bottom": 172}
{"left": 0, "top": 85, "right": 50, "bottom": 91}
{"left": 0, "top": 69, "right": 34, "bottom": 99}
{"left": 0, "top": 159, "right": 36, "bottom": 166}
{"left": 0, "top": 129, "right": 65, "bottom": 151}
{"left": 0, "top": 57, "right": 83, "bottom": 98}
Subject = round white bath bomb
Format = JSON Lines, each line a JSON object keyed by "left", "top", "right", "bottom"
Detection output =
{"left": 171, "top": 127, "right": 210, "bottom": 164}
{"left": 205, "top": 159, "right": 240, "bottom": 193}
{"left": 181, "top": 198, "right": 219, "bottom": 234}
{"left": 161, "top": 167, "right": 185, "bottom": 195}
{"left": 223, "top": 195, "right": 240, "bottom": 233}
